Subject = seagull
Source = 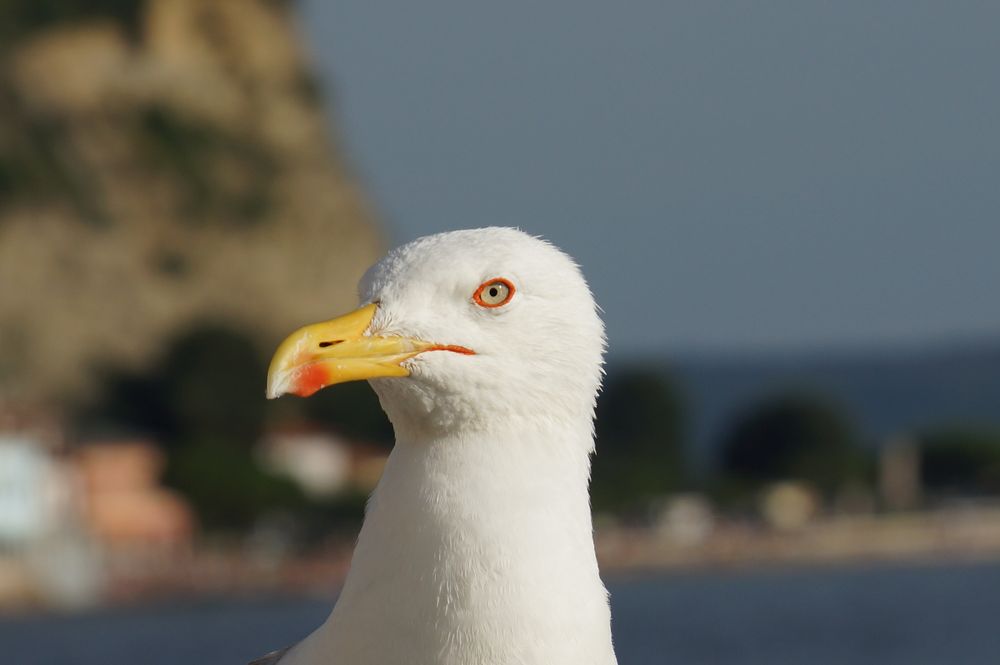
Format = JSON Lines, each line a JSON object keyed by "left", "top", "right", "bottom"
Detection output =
{"left": 254, "top": 228, "right": 617, "bottom": 665}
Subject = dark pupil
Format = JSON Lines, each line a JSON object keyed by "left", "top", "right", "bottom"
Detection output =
{"left": 489, "top": 287, "right": 499, "bottom": 298}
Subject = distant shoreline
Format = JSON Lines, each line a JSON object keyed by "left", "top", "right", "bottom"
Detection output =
{"left": 597, "top": 504, "right": 1000, "bottom": 573}
{"left": 4, "top": 505, "right": 1000, "bottom": 613}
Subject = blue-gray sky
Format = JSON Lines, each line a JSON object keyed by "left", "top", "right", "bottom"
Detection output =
{"left": 299, "top": 1, "right": 1000, "bottom": 357}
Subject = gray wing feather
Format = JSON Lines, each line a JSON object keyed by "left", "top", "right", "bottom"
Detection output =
{"left": 248, "top": 647, "right": 289, "bottom": 665}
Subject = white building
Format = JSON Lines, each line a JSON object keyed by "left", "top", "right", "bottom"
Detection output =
{"left": 0, "top": 436, "right": 62, "bottom": 547}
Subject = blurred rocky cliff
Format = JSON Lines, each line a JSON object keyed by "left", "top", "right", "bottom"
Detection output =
{"left": 0, "top": 0, "right": 383, "bottom": 405}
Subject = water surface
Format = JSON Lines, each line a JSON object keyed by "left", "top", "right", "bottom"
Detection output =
{"left": 3, "top": 560, "right": 998, "bottom": 664}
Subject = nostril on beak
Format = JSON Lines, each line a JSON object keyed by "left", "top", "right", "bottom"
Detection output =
{"left": 318, "top": 340, "right": 344, "bottom": 348}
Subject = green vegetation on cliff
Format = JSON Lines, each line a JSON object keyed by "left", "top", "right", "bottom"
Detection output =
{"left": 0, "top": 0, "right": 144, "bottom": 47}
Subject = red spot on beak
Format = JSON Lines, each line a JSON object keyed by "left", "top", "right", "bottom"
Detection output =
{"left": 294, "top": 363, "right": 330, "bottom": 397}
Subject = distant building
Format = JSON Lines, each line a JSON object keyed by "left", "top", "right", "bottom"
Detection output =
{"left": 0, "top": 422, "right": 102, "bottom": 608}
{"left": 880, "top": 436, "right": 922, "bottom": 510}
{"left": 653, "top": 494, "right": 715, "bottom": 546}
{"left": 0, "top": 437, "right": 63, "bottom": 547}
{"left": 760, "top": 481, "right": 820, "bottom": 531}
{"left": 76, "top": 440, "right": 194, "bottom": 548}
{"left": 350, "top": 444, "right": 390, "bottom": 492}
{"left": 258, "top": 428, "right": 389, "bottom": 498}
{"left": 0, "top": 427, "right": 195, "bottom": 608}
{"left": 259, "top": 429, "right": 353, "bottom": 498}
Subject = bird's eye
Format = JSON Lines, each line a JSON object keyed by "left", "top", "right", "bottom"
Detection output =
{"left": 473, "top": 278, "right": 515, "bottom": 308}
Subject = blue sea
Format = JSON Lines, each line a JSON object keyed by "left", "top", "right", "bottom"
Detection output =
{"left": 3, "top": 561, "right": 999, "bottom": 664}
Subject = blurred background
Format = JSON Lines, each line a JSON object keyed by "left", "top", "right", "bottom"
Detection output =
{"left": 1, "top": 1, "right": 999, "bottom": 663}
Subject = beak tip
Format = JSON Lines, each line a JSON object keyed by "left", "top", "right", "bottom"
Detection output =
{"left": 266, "top": 363, "right": 331, "bottom": 400}
{"left": 265, "top": 370, "right": 291, "bottom": 400}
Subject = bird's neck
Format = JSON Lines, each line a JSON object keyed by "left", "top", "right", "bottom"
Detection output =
{"left": 292, "top": 420, "right": 616, "bottom": 665}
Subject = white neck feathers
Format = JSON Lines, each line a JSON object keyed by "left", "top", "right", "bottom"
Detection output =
{"left": 282, "top": 422, "right": 616, "bottom": 665}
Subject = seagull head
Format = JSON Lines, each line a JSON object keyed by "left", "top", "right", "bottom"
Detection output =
{"left": 266, "top": 227, "right": 605, "bottom": 439}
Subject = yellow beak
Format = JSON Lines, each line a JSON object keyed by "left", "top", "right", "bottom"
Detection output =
{"left": 266, "top": 303, "right": 473, "bottom": 399}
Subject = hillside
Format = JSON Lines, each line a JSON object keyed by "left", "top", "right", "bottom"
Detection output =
{"left": 0, "top": 0, "right": 383, "bottom": 405}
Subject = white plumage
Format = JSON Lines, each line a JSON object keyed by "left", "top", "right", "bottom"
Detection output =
{"left": 258, "top": 228, "right": 616, "bottom": 665}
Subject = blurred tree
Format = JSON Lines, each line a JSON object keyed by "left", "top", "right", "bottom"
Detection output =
{"left": 0, "top": 0, "right": 145, "bottom": 48}
{"left": 919, "top": 428, "right": 1000, "bottom": 497}
{"left": 77, "top": 323, "right": 268, "bottom": 447}
{"left": 164, "top": 438, "right": 305, "bottom": 531}
{"left": 296, "top": 490, "right": 369, "bottom": 543}
{"left": 157, "top": 325, "right": 268, "bottom": 448}
{"left": 76, "top": 321, "right": 391, "bottom": 533}
{"left": 76, "top": 323, "right": 272, "bottom": 531}
{"left": 76, "top": 364, "right": 169, "bottom": 438}
{"left": 299, "top": 382, "right": 393, "bottom": 449}
{"left": 719, "top": 392, "right": 867, "bottom": 498}
{"left": 591, "top": 367, "right": 686, "bottom": 514}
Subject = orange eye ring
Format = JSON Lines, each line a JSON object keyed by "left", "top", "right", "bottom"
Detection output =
{"left": 473, "top": 278, "right": 516, "bottom": 308}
